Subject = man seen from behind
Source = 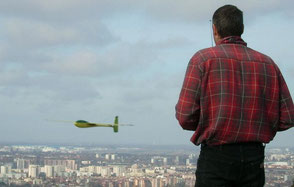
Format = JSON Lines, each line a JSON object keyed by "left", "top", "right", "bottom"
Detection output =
{"left": 176, "top": 4, "right": 294, "bottom": 187}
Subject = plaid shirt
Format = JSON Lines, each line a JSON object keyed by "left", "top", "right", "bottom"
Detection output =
{"left": 176, "top": 36, "right": 294, "bottom": 146}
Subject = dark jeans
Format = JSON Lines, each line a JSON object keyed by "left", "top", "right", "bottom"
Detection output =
{"left": 195, "top": 142, "right": 265, "bottom": 187}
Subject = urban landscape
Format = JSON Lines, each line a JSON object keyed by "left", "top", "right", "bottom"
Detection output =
{"left": 0, "top": 144, "right": 293, "bottom": 187}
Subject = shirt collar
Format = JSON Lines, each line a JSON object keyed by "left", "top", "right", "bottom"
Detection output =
{"left": 217, "top": 36, "right": 247, "bottom": 46}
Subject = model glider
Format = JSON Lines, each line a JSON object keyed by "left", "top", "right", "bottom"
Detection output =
{"left": 48, "top": 116, "right": 133, "bottom": 133}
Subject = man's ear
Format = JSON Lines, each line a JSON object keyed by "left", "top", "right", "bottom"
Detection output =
{"left": 212, "top": 24, "right": 219, "bottom": 38}
{"left": 212, "top": 24, "right": 221, "bottom": 44}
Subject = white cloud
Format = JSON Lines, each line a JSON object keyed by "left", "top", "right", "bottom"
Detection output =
{"left": 0, "top": 0, "right": 293, "bottom": 145}
{"left": 0, "top": 69, "right": 28, "bottom": 86}
{"left": 142, "top": 0, "right": 294, "bottom": 22}
{"left": 40, "top": 38, "right": 173, "bottom": 78}
{"left": 1, "top": 0, "right": 293, "bottom": 24}
{"left": 2, "top": 18, "right": 118, "bottom": 48}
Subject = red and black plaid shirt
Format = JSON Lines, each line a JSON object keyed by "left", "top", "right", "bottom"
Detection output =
{"left": 176, "top": 36, "right": 294, "bottom": 146}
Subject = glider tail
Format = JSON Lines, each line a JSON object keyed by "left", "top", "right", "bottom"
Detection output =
{"left": 113, "top": 116, "right": 119, "bottom": 132}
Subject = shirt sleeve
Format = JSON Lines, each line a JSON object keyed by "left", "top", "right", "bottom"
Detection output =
{"left": 175, "top": 58, "right": 202, "bottom": 131}
{"left": 278, "top": 72, "right": 294, "bottom": 131}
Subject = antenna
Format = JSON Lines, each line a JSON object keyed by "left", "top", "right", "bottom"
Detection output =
{"left": 209, "top": 20, "right": 213, "bottom": 47}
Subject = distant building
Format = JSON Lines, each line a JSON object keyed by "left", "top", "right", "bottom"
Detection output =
{"left": 113, "top": 165, "right": 126, "bottom": 176}
{"left": 163, "top": 158, "right": 167, "bottom": 166}
{"left": 175, "top": 156, "right": 179, "bottom": 165}
{"left": 29, "top": 165, "right": 40, "bottom": 178}
{"left": 101, "top": 167, "right": 111, "bottom": 177}
{"left": 44, "top": 159, "right": 77, "bottom": 170}
{"left": 44, "top": 165, "right": 54, "bottom": 177}
{"left": 0, "top": 165, "right": 12, "bottom": 174}
{"left": 16, "top": 159, "right": 25, "bottom": 170}
{"left": 151, "top": 158, "right": 155, "bottom": 164}
{"left": 186, "top": 159, "right": 190, "bottom": 166}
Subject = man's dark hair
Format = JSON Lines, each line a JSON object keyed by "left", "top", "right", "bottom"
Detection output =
{"left": 212, "top": 5, "right": 244, "bottom": 38}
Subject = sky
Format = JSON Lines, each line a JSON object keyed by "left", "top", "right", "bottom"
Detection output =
{"left": 1, "top": 0, "right": 294, "bottom": 146}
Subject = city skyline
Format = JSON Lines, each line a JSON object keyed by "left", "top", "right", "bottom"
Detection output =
{"left": 0, "top": 144, "right": 293, "bottom": 186}
{"left": 1, "top": 0, "right": 294, "bottom": 146}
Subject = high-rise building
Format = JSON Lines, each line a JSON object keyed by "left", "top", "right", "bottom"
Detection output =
{"left": 88, "top": 166, "right": 96, "bottom": 173}
{"left": 44, "top": 159, "right": 77, "bottom": 170}
{"left": 138, "top": 178, "right": 146, "bottom": 187}
{"left": 0, "top": 166, "right": 5, "bottom": 174}
{"left": 124, "top": 181, "right": 130, "bottom": 187}
{"left": 16, "top": 159, "right": 25, "bottom": 170}
{"left": 0, "top": 165, "right": 11, "bottom": 174}
{"left": 163, "top": 158, "right": 167, "bottom": 166}
{"left": 151, "top": 158, "right": 155, "bottom": 164}
{"left": 186, "top": 159, "right": 190, "bottom": 166}
{"left": 95, "top": 166, "right": 102, "bottom": 175}
{"left": 66, "top": 160, "right": 77, "bottom": 170}
{"left": 152, "top": 178, "right": 164, "bottom": 187}
{"left": 113, "top": 166, "right": 126, "bottom": 177}
{"left": 44, "top": 165, "right": 54, "bottom": 177}
{"left": 54, "top": 165, "right": 65, "bottom": 177}
{"left": 29, "top": 165, "right": 40, "bottom": 178}
{"left": 101, "top": 167, "right": 110, "bottom": 177}
{"left": 189, "top": 154, "right": 195, "bottom": 160}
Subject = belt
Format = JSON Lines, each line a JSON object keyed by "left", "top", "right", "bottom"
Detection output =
{"left": 201, "top": 142, "right": 264, "bottom": 148}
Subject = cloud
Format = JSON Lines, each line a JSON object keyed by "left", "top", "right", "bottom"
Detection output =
{"left": 0, "top": 1, "right": 128, "bottom": 23}
{"left": 40, "top": 38, "right": 182, "bottom": 78}
{"left": 0, "top": 69, "right": 28, "bottom": 87}
{"left": 0, "top": 33, "right": 189, "bottom": 109}
{"left": 1, "top": 0, "right": 293, "bottom": 145}
{"left": 143, "top": 0, "right": 294, "bottom": 22}
{"left": 2, "top": 18, "right": 118, "bottom": 48}
{"left": 1, "top": 0, "right": 293, "bottom": 24}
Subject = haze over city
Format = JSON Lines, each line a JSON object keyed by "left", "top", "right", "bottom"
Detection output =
{"left": 1, "top": 0, "right": 294, "bottom": 146}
